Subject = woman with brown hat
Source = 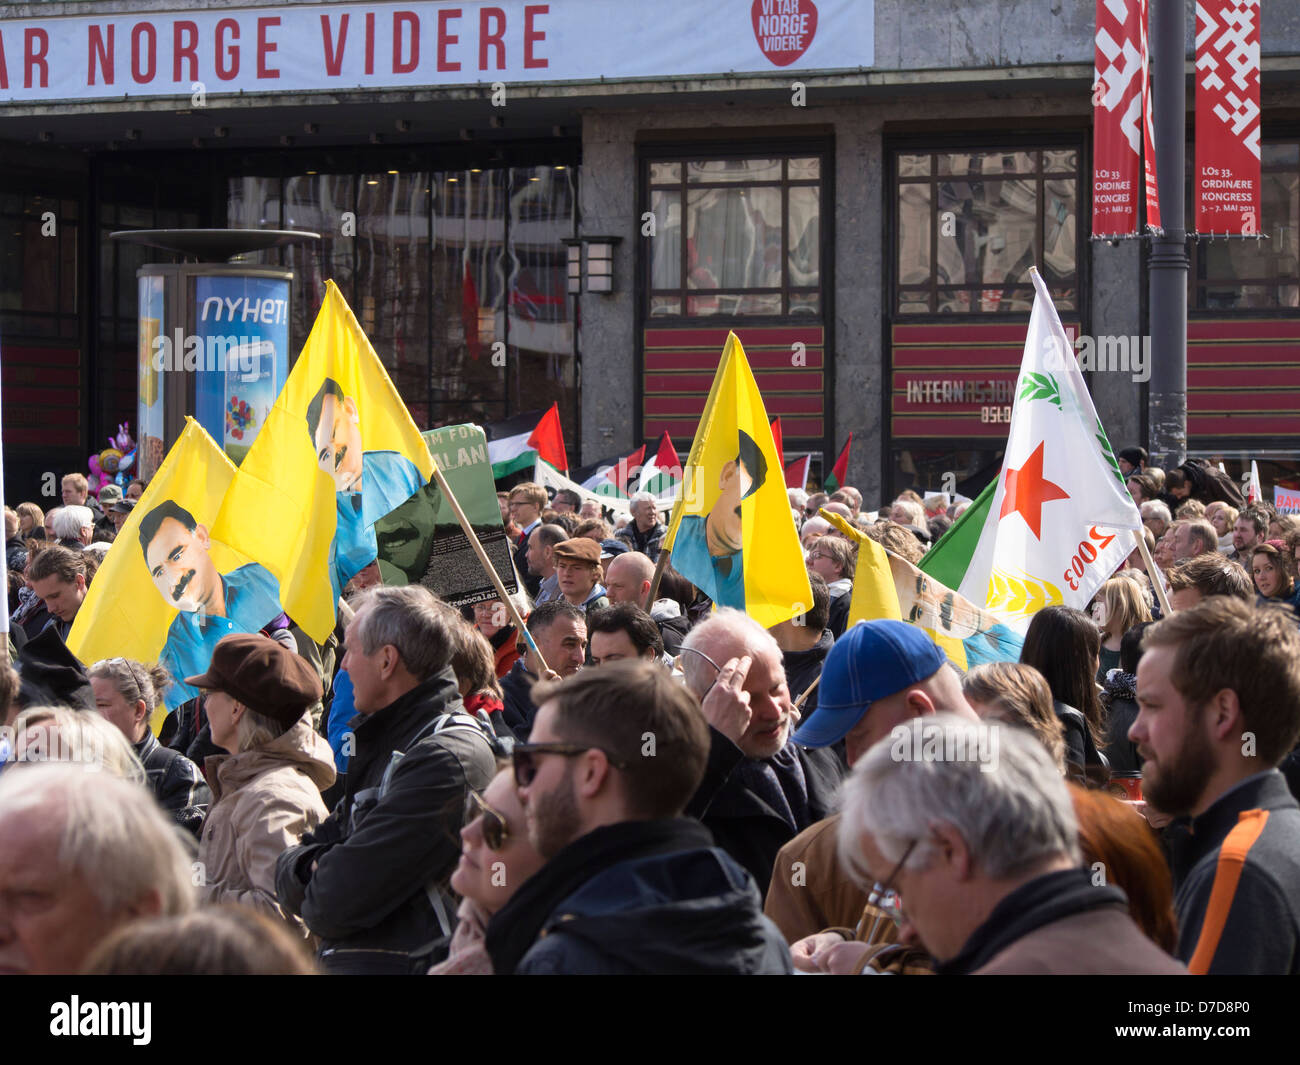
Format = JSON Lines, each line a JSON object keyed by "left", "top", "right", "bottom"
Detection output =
{"left": 187, "top": 633, "right": 337, "bottom": 925}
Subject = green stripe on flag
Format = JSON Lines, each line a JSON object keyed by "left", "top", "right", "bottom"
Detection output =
{"left": 917, "top": 478, "right": 997, "bottom": 590}
{"left": 491, "top": 452, "right": 537, "bottom": 480}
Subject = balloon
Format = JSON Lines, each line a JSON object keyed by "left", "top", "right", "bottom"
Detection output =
{"left": 117, "top": 448, "right": 136, "bottom": 474}
{"left": 99, "top": 447, "right": 123, "bottom": 476}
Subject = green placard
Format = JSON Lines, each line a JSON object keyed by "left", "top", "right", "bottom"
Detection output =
{"left": 375, "top": 423, "right": 519, "bottom": 607}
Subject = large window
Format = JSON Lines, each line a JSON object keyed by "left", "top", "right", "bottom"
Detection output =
{"left": 1191, "top": 141, "right": 1300, "bottom": 310}
{"left": 895, "top": 147, "right": 1081, "bottom": 314}
{"left": 224, "top": 154, "right": 578, "bottom": 449}
{"left": 645, "top": 154, "right": 823, "bottom": 318}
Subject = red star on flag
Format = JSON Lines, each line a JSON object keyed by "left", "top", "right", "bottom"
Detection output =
{"left": 999, "top": 440, "right": 1070, "bottom": 539}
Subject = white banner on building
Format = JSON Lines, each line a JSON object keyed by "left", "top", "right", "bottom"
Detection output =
{"left": 0, "top": 0, "right": 872, "bottom": 103}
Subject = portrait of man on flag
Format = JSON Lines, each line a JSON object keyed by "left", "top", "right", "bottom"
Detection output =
{"left": 670, "top": 428, "right": 767, "bottom": 607}
{"left": 138, "top": 498, "right": 283, "bottom": 708}
{"left": 305, "top": 375, "right": 425, "bottom": 601}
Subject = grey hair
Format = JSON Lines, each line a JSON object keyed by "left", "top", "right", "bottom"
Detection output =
{"left": 53, "top": 505, "right": 93, "bottom": 539}
{"left": 890, "top": 499, "right": 929, "bottom": 535}
{"left": 680, "top": 607, "right": 784, "bottom": 699}
{"left": 352, "top": 585, "right": 457, "bottom": 680}
{"left": 836, "top": 713, "right": 1080, "bottom": 889}
{"left": 12, "top": 705, "right": 147, "bottom": 785}
{"left": 628, "top": 491, "right": 658, "bottom": 509}
{"left": 1140, "top": 500, "right": 1172, "bottom": 525}
{"left": 801, "top": 516, "right": 830, "bottom": 539}
{"left": 0, "top": 763, "right": 196, "bottom": 916}
{"left": 788, "top": 488, "right": 809, "bottom": 509}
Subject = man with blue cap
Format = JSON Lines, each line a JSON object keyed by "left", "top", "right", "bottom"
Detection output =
{"left": 763, "top": 618, "right": 977, "bottom": 973}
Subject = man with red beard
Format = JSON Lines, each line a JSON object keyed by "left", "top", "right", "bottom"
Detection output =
{"left": 1131, "top": 597, "right": 1300, "bottom": 973}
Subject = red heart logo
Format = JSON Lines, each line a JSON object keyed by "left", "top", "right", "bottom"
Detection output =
{"left": 752, "top": 0, "right": 819, "bottom": 68}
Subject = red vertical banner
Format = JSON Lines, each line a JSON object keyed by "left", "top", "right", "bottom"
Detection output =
{"left": 1195, "top": 0, "right": 1261, "bottom": 234}
{"left": 1139, "top": 0, "right": 1162, "bottom": 231}
{"left": 1092, "top": 0, "right": 1144, "bottom": 237}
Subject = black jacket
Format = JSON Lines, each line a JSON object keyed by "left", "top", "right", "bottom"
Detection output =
{"left": 615, "top": 521, "right": 667, "bottom": 562}
{"left": 485, "top": 818, "right": 791, "bottom": 975}
{"left": 275, "top": 669, "right": 497, "bottom": 972}
{"left": 499, "top": 658, "right": 539, "bottom": 740}
{"left": 135, "top": 732, "right": 211, "bottom": 839}
{"left": 1169, "top": 770, "right": 1300, "bottom": 974}
{"left": 654, "top": 613, "right": 692, "bottom": 657}
{"left": 1100, "top": 670, "right": 1141, "bottom": 775}
{"left": 513, "top": 524, "right": 542, "bottom": 599}
{"left": 782, "top": 629, "right": 833, "bottom": 717}
{"left": 685, "top": 727, "right": 843, "bottom": 899}
{"left": 827, "top": 592, "right": 851, "bottom": 639}
{"left": 1053, "top": 700, "right": 1109, "bottom": 787}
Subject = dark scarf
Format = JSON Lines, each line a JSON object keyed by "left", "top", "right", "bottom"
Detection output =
{"left": 727, "top": 742, "right": 810, "bottom": 835}
{"left": 485, "top": 818, "right": 714, "bottom": 975}
{"left": 1100, "top": 668, "right": 1137, "bottom": 708}
{"left": 936, "top": 867, "right": 1128, "bottom": 974}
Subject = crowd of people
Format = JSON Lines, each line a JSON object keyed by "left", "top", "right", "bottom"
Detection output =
{"left": 2, "top": 456, "right": 1299, "bottom": 977}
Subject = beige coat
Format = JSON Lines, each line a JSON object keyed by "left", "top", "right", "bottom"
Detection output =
{"left": 198, "top": 716, "right": 336, "bottom": 917}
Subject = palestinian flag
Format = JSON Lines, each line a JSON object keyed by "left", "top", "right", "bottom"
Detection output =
{"left": 638, "top": 431, "right": 682, "bottom": 501}
{"left": 824, "top": 433, "right": 852, "bottom": 492}
{"left": 576, "top": 445, "right": 646, "bottom": 500}
{"left": 485, "top": 410, "right": 547, "bottom": 479}
{"left": 785, "top": 454, "right": 811, "bottom": 490}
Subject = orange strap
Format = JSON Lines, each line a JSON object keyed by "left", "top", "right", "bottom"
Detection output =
{"left": 1187, "top": 808, "right": 1269, "bottom": 975}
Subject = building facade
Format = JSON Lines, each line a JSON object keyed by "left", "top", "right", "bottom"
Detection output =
{"left": 2, "top": 0, "right": 1299, "bottom": 506}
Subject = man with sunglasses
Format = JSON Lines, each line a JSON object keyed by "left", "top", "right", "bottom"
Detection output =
{"left": 276, "top": 586, "right": 497, "bottom": 974}
{"left": 836, "top": 716, "right": 1184, "bottom": 974}
{"left": 483, "top": 660, "right": 791, "bottom": 974}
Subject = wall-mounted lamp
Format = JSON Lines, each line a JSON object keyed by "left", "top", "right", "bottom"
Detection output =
{"left": 562, "top": 235, "right": 622, "bottom": 295}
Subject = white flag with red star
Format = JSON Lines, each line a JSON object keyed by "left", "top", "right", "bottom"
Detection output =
{"left": 958, "top": 269, "right": 1143, "bottom": 629}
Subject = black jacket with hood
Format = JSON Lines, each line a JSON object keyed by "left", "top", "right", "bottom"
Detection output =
{"left": 486, "top": 818, "right": 791, "bottom": 975}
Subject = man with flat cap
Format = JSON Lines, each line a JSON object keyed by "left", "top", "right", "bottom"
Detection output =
{"left": 186, "top": 633, "right": 336, "bottom": 923}
{"left": 762, "top": 619, "right": 977, "bottom": 973}
{"left": 552, "top": 537, "right": 609, "bottom": 617}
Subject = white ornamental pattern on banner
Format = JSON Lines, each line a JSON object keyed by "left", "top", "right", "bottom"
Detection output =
{"left": 1196, "top": 0, "right": 1261, "bottom": 158}
{"left": 1096, "top": 0, "right": 1143, "bottom": 151}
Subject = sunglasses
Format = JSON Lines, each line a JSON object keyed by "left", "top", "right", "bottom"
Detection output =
{"left": 464, "top": 790, "right": 509, "bottom": 851}
{"left": 511, "top": 742, "right": 628, "bottom": 787}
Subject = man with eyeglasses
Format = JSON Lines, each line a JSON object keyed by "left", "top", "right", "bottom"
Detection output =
{"left": 483, "top": 659, "right": 791, "bottom": 974}
{"left": 836, "top": 715, "right": 1184, "bottom": 974}
{"left": 678, "top": 608, "right": 844, "bottom": 902}
{"left": 507, "top": 483, "right": 548, "bottom": 598}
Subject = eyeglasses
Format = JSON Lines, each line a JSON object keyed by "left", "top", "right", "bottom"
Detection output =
{"left": 864, "top": 838, "right": 918, "bottom": 935}
{"left": 511, "top": 742, "right": 628, "bottom": 787}
{"left": 464, "top": 790, "right": 509, "bottom": 851}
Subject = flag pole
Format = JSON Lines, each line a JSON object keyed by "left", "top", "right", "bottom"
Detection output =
{"left": 794, "top": 674, "right": 820, "bottom": 710}
{"left": 429, "top": 461, "right": 550, "bottom": 674}
{"left": 1132, "top": 529, "right": 1173, "bottom": 616}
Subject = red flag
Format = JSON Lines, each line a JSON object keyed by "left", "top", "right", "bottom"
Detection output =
{"left": 784, "top": 454, "right": 811, "bottom": 491}
{"left": 770, "top": 417, "right": 785, "bottom": 469}
{"left": 1195, "top": 0, "right": 1261, "bottom": 234}
{"left": 528, "top": 403, "right": 568, "bottom": 473}
{"left": 824, "top": 433, "right": 852, "bottom": 493}
{"left": 610, "top": 444, "right": 646, "bottom": 492}
{"left": 1092, "top": 0, "right": 1144, "bottom": 237}
{"left": 651, "top": 430, "right": 680, "bottom": 476}
{"left": 462, "top": 260, "right": 481, "bottom": 361}
{"left": 1139, "top": 0, "right": 1162, "bottom": 231}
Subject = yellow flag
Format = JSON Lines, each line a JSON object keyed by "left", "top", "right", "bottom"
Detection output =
{"left": 68, "top": 418, "right": 284, "bottom": 719}
{"left": 821, "top": 510, "right": 1024, "bottom": 671}
{"left": 664, "top": 332, "right": 810, "bottom": 628}
{"left": 212, "top": 281, "right": 433, "bottom": 642}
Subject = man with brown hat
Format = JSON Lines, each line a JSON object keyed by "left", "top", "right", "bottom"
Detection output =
{"left": 185, "top": 634, "right": 336, "bottom": 920}
{"left": 552, "top": 537, "right": 609, "bottom": 617}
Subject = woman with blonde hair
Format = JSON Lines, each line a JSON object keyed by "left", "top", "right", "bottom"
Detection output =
{"left": 1093, "top": 577, "right": 1153, "bottom": 682}
{"left": 1205, "top": 501, "right": 1238, "bottom": 551}
{"left": 962, "top": 662, "right": 1067, "bottom": 775}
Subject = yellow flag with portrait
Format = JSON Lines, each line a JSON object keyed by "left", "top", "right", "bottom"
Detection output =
{"left": 663, "top": 332, "right": 810, "bottom": 629}
{"left": 68, "top": 418, "right": 284, "bottom": 721}
{"left": 212, "top": 281, "right": 433, "bottom": 643}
